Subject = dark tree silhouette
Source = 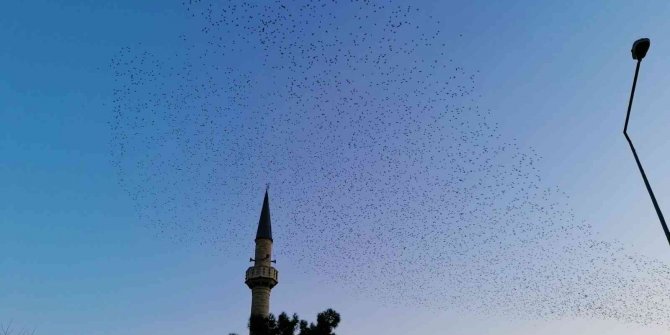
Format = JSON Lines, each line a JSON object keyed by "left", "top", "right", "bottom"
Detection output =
{"left": 249, "top": 314, "right": 274, "bottom": 335}
{"left": 276, "top": 313, "right": 300, "bottom": 335}
{"left": 299, "top": 309, "right": 340, "bottom": 335}
{"left": 248, "top": 309, "right": 340, "bottom": 335}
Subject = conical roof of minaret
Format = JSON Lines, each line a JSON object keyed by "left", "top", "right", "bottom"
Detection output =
{"left": 255, "top": 189, "right": 272, "bottom": 241}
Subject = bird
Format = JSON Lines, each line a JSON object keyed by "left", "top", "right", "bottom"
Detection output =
{"left": 107, "top": 0, "right": 670, "bottom": 328}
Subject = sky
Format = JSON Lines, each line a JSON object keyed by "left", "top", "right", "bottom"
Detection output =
{"left": 2, "top": 1, "right": 670, "bottom": 334}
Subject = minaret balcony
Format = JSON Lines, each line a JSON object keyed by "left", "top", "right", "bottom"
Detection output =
{"left": 245, "top": 266, "right": 279, "bottom": 288}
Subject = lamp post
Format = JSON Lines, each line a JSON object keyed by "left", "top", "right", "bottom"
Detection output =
{"left": 623, "top": 38, "right": 670, "bottom": 247}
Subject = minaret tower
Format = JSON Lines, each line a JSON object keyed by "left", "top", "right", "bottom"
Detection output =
{"left": 245, "top": 189, "right": 278, "bottom": 318}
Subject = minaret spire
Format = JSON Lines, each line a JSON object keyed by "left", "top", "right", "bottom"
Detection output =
{"left": 245, "top": 189, "right": 279, "bottom": 325}
{"left": 255, "top": 188, "right": 272, "bottom": 241}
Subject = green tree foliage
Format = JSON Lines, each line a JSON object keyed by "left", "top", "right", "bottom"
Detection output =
{"left": 248, "top": 309, "right": 340, "bottom": 335}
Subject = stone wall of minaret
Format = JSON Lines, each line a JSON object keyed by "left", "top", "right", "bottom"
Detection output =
{"left": 250, "top": 278, "right": 271, "bottom": 315}
{"left": 245, "top": 190, "right": 278, "bottom": 321}
{"left": 254, "top": 239, "right": 273, "bottom": 267}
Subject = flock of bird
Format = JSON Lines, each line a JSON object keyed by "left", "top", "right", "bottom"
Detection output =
{"left": 109, "top": 0, "right": 670, "bottom": 328}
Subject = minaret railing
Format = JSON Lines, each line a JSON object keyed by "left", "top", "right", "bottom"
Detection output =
{"left": 245, "top": 266, "right": 279, "bottom": 282}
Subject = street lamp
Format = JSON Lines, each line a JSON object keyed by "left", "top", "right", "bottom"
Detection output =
{"left": 622, "top": 37, "right": 670, "bottom": 247}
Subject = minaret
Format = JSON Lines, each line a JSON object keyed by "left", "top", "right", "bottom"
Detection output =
{"left": 245, "top": 189, "right": 278, "bottom": 319}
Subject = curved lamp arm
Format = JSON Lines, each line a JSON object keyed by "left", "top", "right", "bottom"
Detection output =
{"left": 623, "top": 38, "right": 670, "bottom": 247}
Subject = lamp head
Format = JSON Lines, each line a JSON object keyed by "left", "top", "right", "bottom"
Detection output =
{"left": 632, "top": 38, "right": 650, "bottom": 60}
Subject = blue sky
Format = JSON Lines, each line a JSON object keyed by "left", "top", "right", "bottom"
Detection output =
{"left": 2, "top": 1, "right": 670, "bottom": 334}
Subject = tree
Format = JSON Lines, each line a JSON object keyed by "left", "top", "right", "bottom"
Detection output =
{"left": 276, "top": 313, "right": 300, "bottom": 335}
{"left": 248, "top": 309, "right": 341, "bottom": 335}
{"left": 297, "top": 309, "right": 340, "bottom": 335}
{"left": 249, "top": 314, "right": 275, "bottom": 335}
{"left": 312, "top": 309, "right": 340, "bottom": 335}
